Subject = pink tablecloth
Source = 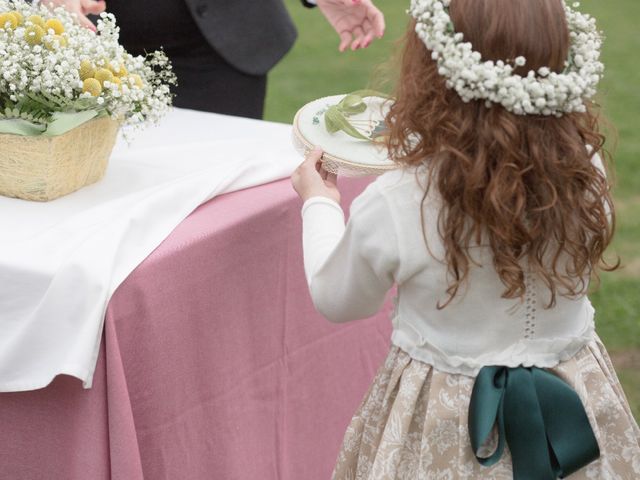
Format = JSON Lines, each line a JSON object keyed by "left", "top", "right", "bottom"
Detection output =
{"left": 0, "top": 177, "right": 392, "bottom": 480}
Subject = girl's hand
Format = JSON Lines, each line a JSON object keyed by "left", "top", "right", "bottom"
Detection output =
{"left": 292, "top": 148, "right": 341, "bottom": 204}
{"left": 45, "top": 0, "right": 106, "bottom": 31}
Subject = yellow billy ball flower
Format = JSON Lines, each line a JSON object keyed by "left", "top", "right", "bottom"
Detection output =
{"left": 25, "top": 25, "right": 45, "bottom": 45}
{"left": 10, "top": 11, "right": 24, "bottom": 26}
{"left": 108, "top": 62, "right": 122, "bottom": 76}
{"left": 45, "top": 18, "right": 64, "bottom": 35}
{"left": 27, "top": 15, "right": 45, "bottom": 28}
{"left": 108, "top": 76, "right": 123, "bottom": 92}
{"left": 82, "top": 78, "right": 102, "bottom": 97}
{"left": 115, "top": 65, "right": 128, "bottom": 77}
{"left": 44, "top": 34, "right": 67, "bottom": 50}
{"left": 94, "top": 68, "right": 114, "bottom": 86}
{"left": 130, "top": 74, "right": 144, "bottom": 88}
{"left": 79, "top": 60, "right": 96, "bottom": 81}
{"left": 0, "top": 12, "right": 18, "bottom": 29}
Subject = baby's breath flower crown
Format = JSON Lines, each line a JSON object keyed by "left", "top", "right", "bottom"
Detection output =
{"left": 408, "top": 0, "right": 604, "bottom": 116}
{"left": 0, "top": 0, "right": 176, "bottom": 135}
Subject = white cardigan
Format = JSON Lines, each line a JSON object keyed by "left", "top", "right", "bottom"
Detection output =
{"left": 301, "top": 168, "right": 595, "bottom": 376}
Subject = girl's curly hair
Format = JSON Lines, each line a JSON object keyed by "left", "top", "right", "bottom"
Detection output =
{"left": 385, "top": 0, "right": 617, "bottom": 308}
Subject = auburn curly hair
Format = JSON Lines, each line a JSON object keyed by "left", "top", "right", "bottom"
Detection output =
{"left": 385, "top": 0, "right": 617, "bottom": 308}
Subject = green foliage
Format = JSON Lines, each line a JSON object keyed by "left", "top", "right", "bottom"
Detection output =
{"left": 0, "top": 91, "right": 100, "bottom": 126}
{"left": 618, "top": 368, "right": 640, "bottom": 420}
{"left": 0, "top": 105, "right": 46, "bottom": 124}
{"left": 591, "top": 276, "right": 640, "bottom": 351}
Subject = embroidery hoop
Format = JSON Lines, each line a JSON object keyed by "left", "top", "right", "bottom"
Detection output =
{"left": 292, "top": 94, "right": 397, "bottom": 177}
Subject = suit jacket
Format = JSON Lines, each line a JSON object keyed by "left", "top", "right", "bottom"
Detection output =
{"left": 183, "top": 0, "right": 313, "bottom": 76}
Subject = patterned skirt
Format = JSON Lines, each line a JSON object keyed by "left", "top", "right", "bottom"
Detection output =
{"left": 332, "top": 336, "right": 640, "bottom": 479}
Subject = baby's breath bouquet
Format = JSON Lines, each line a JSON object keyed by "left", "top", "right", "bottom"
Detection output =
{"left": 0, "top": 0, "right": 176, "bottom": 136}
{"left": 0, "top": 0, "right": 177, "bottom": 201}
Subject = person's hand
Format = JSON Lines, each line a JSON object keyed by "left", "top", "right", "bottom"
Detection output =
{"left": 316, "top": 0, "right": 385, "bottom": 52}
{"left": 292, "top": 148, "right": 341, "bottom": 203}
{"left": 44, "top": 0, "right": 106, "bottom": 31}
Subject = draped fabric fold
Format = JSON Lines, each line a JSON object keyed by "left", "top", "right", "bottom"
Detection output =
{"left": 469, "top": 365, "right": 600, "bottom": 480}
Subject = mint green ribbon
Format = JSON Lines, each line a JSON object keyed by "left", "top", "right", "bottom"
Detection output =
{"left": 469, "top": 366, "right": 600, "bottom": 479}
{"left": 324, "top": 89, "right": 389, "bottom": 141}
{"left": 0, "top": 118, "right": 46, "bottom": 136}
{"left": 0, "top": 110, "right": 100, "bottom": 137}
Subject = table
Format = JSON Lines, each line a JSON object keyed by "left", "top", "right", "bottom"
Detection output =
{"left": 0, "top": 108, "right": 305, "bottom": 392}
{"left": 0, "top": 175, "right": 393, "bottom": 479}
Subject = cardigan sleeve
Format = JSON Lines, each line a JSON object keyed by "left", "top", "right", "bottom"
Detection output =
{"left": 301, "top": 183, "right": 400, "bottom": 323}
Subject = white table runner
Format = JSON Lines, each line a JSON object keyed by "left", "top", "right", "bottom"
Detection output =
{"left": 0, "top": 108, "right": 300, "bottom": 392}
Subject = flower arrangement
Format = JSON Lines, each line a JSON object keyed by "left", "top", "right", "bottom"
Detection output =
{"left": 0, "top": 0, "right": 177, "bottom": 201}
{"left": 408, "top": 0, "right": 604, "bottom": 116}
{"left": 0, "top": 0, "right": 176, "bottom": 136}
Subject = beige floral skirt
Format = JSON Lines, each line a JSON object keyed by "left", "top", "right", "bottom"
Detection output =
{"left": 332, "top": 337, "right": 640, "bottom": 479}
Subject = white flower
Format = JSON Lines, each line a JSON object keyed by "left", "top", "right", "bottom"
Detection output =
{"left": 0, "top": 0, "right": 176, "bottom": 131}
{"left": 538, "top": 67, "right": 551, "bottom": 77}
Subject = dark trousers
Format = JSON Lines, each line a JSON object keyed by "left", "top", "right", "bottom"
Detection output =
{"left": 107, "top": 0, "right": 267, "bottom": 118}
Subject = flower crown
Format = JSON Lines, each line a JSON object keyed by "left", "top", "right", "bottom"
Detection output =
{"left": 408, "top": 0, "right": 604, "bottom": 116}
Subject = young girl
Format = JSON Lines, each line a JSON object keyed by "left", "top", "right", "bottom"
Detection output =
{"left": 292, "top": 0, "right": 640, "bottom": 478}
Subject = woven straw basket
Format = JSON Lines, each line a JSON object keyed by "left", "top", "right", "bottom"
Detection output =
{"left": 0, "top": 116, "right": 119, "bottom": 202}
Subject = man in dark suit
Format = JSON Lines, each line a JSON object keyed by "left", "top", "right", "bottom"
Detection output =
{"left": 48, "top": 0, "right": 385, "bottom": 118}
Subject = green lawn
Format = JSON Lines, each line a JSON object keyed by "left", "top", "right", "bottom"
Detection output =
{"left": 265, "top": 0, "right": 640, "bottom": 419}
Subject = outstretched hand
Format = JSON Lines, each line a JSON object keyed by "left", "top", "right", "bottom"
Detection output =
{"left": 317, "top": 0, "right": 385, "bottom": 52}
{"left": 292, "top": 148, "right": 341, "bottom": 203}
{"left": 44, "top": 0, "right": 106, "bottom": 31}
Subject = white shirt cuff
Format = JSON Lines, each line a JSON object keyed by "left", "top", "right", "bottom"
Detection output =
{"left": 301, "top": 196, "right": 343, "bottom": 218}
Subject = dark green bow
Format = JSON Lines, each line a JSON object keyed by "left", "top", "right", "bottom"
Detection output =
{"left": 324, "top": 90, "right": 389, "bottom": 141}
{"left": 469, "top": 366, "right": 600, "bottom": 479}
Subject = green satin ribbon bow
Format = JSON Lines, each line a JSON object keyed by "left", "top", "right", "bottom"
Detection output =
{"left": 324, "top": 89, "right": 389, "bottom": 141}
{"left": 469, "top": 366, "right": 600, "bottom": 479}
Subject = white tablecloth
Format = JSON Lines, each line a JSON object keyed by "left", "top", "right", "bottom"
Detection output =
{"left": 0, "top": 108, "right": 300, "bottom": 392}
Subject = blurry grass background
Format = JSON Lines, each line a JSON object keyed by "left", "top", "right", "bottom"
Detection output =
{"left": 265, "top": 0, "right": 639, "bottom": 419}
